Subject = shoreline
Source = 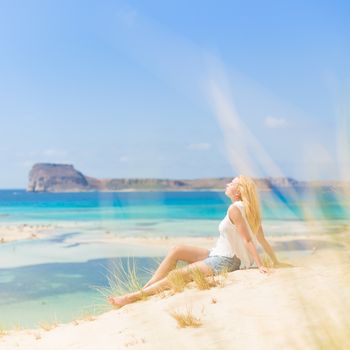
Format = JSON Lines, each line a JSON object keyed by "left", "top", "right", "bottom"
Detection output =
{"left": 1, "top": 223, "right": 348, "bottom": 266}
{"left": 1, "top": 222, "right": 346, "bottom": 246}
{"left": 3, "top": 184, "right": 350, "bottom": 193}
{"left": 1, "top": 218, "right": 349, "bottom": 245}
{"left": 0, "top": 224, "right": 58, "bottom": 244}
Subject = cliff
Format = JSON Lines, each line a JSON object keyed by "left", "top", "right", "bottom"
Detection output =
{"left": 27, "top": 163, "right": 91, "bottom": 192}
{"left": 26, "top": 163, "right": 345, "bottom": 192}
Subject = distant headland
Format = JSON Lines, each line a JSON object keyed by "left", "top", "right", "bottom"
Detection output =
{"left": 26, "top": 163, "right": 347, "bottom": 192}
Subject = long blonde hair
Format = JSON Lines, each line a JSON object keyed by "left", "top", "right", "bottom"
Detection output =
{"left": 236, "top": 175, "right": 261, "bottom": 234}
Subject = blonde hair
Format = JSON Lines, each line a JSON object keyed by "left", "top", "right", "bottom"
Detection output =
{"left": 236, "top": 175, "right": 261, "bottom": 234}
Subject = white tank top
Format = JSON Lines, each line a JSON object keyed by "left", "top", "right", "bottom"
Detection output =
{"left": 209, "top": 200, "right": 259, "bottom": 269}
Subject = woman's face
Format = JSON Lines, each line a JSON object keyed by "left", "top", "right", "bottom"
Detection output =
{"left": 225, "top": 177, "right": 240, "bottom": 200}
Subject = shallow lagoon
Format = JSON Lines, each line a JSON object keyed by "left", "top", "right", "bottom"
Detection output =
{"left": 0, "top": 189, "right": 348, "bottom": 329}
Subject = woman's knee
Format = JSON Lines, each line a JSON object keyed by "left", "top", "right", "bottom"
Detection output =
{"left": 168, "top": 244, "right": 187, "bottom": 259}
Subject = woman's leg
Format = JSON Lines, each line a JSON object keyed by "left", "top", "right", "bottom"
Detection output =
{"left": 109, "top": 260, "right": 213, "bottom": 308}
{"left": 143, "top": 245, "right": 210, "bottom": 288}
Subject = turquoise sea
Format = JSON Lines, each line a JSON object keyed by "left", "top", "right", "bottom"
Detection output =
{"left": 0, "top": 189, "right": 349, "bottom": 329}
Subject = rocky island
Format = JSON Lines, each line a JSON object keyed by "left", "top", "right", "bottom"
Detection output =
{"left": 26, "top": 163, "right": 346, "bottom": 192}
{"left": 27, "top": 163, "right": 91, "bottom": 192}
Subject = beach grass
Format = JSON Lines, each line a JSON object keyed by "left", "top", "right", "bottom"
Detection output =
{"left": 0, "top": 326, "right": 7, "bottom": 338}
{"left": 214, "top": 266, "right": 231, "bottom": 288}
{"left": 71, "top": 314, "right": 91, "bottom": 326}
{"left": 81, "top": 313, "right": 96, "bottom": 322}
{"left": 38, "top": 321, "right": 57, "bottom": 332}
{"left": 167, "top": 269, "right": 187, "bottom": 293}
{"left": 72, "top": 312, "right": 97, "bottom": 326}
{"left": 190, "top": 267, "right": 217, "bottom": 290}
{"left": 94, "top": 256, "right": 165, "bottom": 307}
{"left": 169, "top": 305, "right": 202, "bottom": 328}
{"left": 95, "top": 257, "right": 149, "bottom": 301}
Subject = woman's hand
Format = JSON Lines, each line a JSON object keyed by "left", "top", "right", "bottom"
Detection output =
{"left": 273, "top": 261, "right": 294, "bottom": 268}
{"left": 258, "top": 265, "right": 270, "bottom": 274}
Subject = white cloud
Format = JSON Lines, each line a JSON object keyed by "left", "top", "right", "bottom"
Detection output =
{"left": 264, "top": 116, "right": 288, "bottom": 128}
{"left": 186, "top": 143, "right": 212, "bottom": 151}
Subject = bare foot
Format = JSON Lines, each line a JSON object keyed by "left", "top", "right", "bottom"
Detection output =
{"left": 108, "top": 295, "right": 133, "bottom": 308}
{"left": 143, "top": 281, "right": 152, "bottom": 289}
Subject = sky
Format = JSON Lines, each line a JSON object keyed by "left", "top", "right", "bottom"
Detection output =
{"left": 0, "top": 0, "right": 349, "bottom": 188}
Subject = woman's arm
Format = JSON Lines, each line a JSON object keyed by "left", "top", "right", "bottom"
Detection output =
{"left": 256, "top": 225, "right": 293, "bottom": 268}
{"left": 256, "top": 225, "right": 279, "bottom": 265}
{"left": 229, "top": 206, "right": 269, "bottom": 273}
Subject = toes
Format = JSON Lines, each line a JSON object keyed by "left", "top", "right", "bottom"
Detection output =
{"left": 108, "top": 296, "right": 124, "bottom": 307}
{"left": 108, "top": 296, "right": 118, "bottom": 305}
{"left": 108, "top": 295, "right": 132, "bottom": 308}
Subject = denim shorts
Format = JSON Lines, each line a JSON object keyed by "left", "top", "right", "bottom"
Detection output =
{"left": 203, "top": 255, "right": 241, "bottom": 275}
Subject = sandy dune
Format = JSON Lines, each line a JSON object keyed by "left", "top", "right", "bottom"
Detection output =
{"left": 1, "top": 246, "right": 349, "bottom": 350}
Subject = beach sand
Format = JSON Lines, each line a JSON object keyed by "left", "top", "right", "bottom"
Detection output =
{"left": 0, "top": 224, "right": 58, "bottom": 243}
{"left": 1, "top": 238, "right": 349, "bottom": 350}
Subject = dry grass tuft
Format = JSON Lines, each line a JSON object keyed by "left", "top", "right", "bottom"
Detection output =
{"left": 214, "top": 266, "right": 231, "bottom": 288}
{"left": 0, "top": 326, "right": 8, "bottom": 338}
{"left": 38, "top": 321, "right": 57, "bottom": 332}
{"left": 71, "top": 314, "right": 97, "bottom": 327}
{"left": 73, "top": 313, "right": 97, "bottom": 324}
{"left": 193, "top": 265, "right": 231, "bottom": 290}
{"left": 167, "top": 269, "right": 187, "bottom": 293}
{"left": 190, "top": 267, "right": 217, "bottom": 290}
{"left": 169, "top": 306, "right": 202, "bottom": 328}
{"left": 81, "top": 313, "right": 96, "bottom": 322}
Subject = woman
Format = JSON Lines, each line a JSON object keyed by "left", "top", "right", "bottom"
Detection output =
{"left": 108, "top": 175, "right": 289, "bottom": 308}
